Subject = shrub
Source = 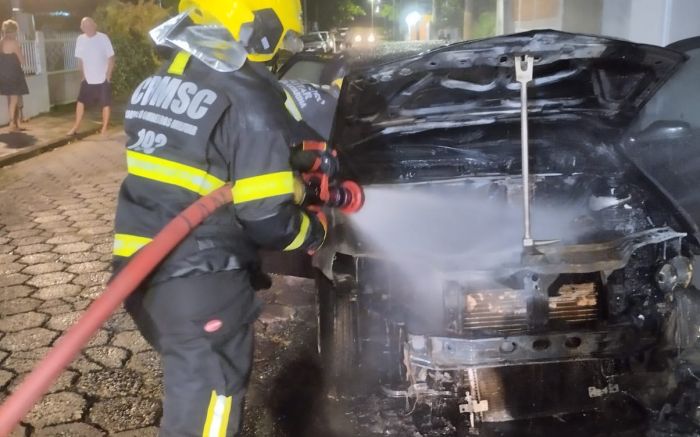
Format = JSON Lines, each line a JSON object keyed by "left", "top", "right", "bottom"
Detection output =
{"left": 95, "top": 0, "right": 171, "bottom": 96}
{"left": 473, "top": 11, "right": 496, "bottom": 39}
{"left": 107, "top": 33, "right": 161, "bottom": 96}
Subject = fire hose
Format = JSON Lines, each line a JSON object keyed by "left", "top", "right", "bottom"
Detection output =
{"left": 0, "top": 160, "right": 364, "bottom": 435}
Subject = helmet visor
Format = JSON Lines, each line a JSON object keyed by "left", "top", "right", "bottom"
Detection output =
{"left": 150, "top": 11, "right": 249, "bottom": 72}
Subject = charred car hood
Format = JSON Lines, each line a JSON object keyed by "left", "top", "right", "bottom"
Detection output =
{"left": 312, "top": 31, "right": 693, "bottom": 279}
{"left": 334, "top": 30, "right": 685, "bottom": 144}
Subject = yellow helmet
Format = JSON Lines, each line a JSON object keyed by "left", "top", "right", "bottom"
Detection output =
{"left": 179, "top": 0, "right": 303, "bottom": 63}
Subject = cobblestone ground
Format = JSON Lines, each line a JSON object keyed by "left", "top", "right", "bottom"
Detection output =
{"left": 0, "top": 132, "right": 426, "bottom": 437}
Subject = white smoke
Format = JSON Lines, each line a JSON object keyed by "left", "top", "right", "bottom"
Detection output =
{"left": 346, "top": 182, "right": 592, "bottom": 273}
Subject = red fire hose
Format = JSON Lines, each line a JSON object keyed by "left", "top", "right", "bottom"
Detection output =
{"left": 0, "top": 185, "right": 233, "bottom": 437}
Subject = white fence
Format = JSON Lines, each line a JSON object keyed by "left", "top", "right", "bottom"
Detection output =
{"left": 44, "top": 32, "right": 82, "bottom": 106}
{"left": 19, "top": 38, "right": 42, "bottom": 75}
{"left": 44, "top": 33, "right": 79, "bottom": 73}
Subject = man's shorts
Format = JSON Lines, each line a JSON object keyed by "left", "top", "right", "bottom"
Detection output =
{"left": 77, "top": 81, "right": 112, "bottom": 108}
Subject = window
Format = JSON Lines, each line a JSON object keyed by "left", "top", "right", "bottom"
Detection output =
{"left": 281, "top": 60, "right": 326, "bottom": 84}
{"left": 634, "top": 42, "right": 700, "bottom": 130}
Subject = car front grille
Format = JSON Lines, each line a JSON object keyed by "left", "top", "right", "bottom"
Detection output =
{"left": 461, "top": 281, "right": 599, "bottom": 335}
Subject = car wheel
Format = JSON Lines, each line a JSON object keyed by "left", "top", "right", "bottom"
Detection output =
{"left": 316, "top": 270, "right": 360, "bottom": 397}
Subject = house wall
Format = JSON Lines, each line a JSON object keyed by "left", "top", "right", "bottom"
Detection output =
{"left": 501, "top": 0, "right": 700, "bottom": 46}
{"left": 602, "top": 0, "right": 700, "bottom": 45}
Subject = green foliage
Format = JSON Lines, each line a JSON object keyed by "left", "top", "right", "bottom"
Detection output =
{"left": 331, "top": 0, "right": 366, "bottom": 26}
{"left": 96, "top": 0, "right": 170, "bottom": 37}
{"left": 378, "top": 4, "right": 395, "bottom": 20}
{"left": 436, "top": 0, "right": 464, "bottom": 31}
{"left": 472, "top": 11, "right": 496, "bottom": 39}
{"left": 95, "top": 0, "right": 170, "bottom": 96}
{"left": 106, "top": 34, "right": 160, "bottom": 96}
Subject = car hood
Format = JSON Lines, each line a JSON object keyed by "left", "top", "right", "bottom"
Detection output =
{"left": 334, "top": 30, "right": 686, "bottom": 145}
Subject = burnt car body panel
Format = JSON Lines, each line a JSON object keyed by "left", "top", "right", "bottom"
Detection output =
{"left": 273, "top": 32, "right": 700, "bottom": 434}
{"left": 621, "top": 37, "right": 700, "bottom": 238}
{"left": 334, "top": 31, "right": 686, "bottom": 182}
{"left": 335, "top": 31, "right": 685, "bottom": 139}
{"left": 278, "top": 41, "right": 448, "bottom": 87}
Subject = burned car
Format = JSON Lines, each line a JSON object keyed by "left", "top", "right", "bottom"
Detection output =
{"left": 276, "top": 31, "right": 700, "bottom": 435}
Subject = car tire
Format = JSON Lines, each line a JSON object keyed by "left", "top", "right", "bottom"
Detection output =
{"left": 316, "top": 270, "right": 360, "bottom": 397}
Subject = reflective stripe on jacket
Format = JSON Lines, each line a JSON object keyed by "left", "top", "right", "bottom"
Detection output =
{"left": 112, "top": 52, "right": 324, "bottom": 284}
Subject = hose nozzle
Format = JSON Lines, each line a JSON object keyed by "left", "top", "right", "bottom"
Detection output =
{"left": 327, "top": 180, "right": 364, "bottom": 214}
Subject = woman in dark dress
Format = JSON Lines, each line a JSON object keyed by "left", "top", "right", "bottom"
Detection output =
{"left": 0, "top": 20, "right": 29, "bottom": 132}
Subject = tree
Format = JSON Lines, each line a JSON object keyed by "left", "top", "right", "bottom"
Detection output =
{"left": 94, "top": 0, "right": 169, "bottom": 96}
{"left": 330, "top": 0, "right": 365, "bottom": 27}
{"left": 436, "top": 0, "right": 464, "bottom": 33}
{"left": 378, "top": 3, "right": 395, "bottom": 20}
{"left": 306, "top": 0, "right": 365, "bottom": 29}
{"left": 96, "top": 0, "right": 169, "bottom": 37}
{"left": 472, "top": 11, "right": 495, "bottom": 39}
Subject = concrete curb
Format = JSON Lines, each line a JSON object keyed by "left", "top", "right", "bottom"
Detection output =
{"left": 0, "top": 127, "right": 102, "bottom": 168}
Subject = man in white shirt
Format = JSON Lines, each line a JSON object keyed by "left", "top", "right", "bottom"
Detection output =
{"left": 67, "top": 17, "right": 115, "bottom": 136}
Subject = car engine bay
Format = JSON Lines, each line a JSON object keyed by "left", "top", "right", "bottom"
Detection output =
{"left": 315, "top": 120, "right": 700, "bottom": 435}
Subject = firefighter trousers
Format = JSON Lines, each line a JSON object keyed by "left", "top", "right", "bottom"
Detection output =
{"left": 125, "top": 270, "right": 261, "bottom": 437}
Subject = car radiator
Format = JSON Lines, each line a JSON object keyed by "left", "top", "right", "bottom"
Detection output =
{"left": 460, "top": 281, "right": 599, "bottom": 335}
{"left": 467, "top": 360, "right": 609, "bottom": 422}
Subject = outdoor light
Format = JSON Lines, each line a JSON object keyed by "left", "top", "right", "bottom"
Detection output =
{"left": 354, "top": 34, "right": 363, "bottom": 43}
{"left": 405, "top": 11, "right": 422, "bottom": 27}
{"left": 368, "top": 33, "right": 376, "bottom": 42}
{"left": 369, "top": 0, "right": 377, "bottom": 33}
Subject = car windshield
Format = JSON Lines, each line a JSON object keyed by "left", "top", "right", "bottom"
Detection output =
{"left": 632, "top": 44, "right": 700, "bottom": 130}
{"left": 302, "top": 34, "right": 323, "bottom": 43}
{"left": 622, "top": 39, "right": 700, "bottom": 231}
{"left": 280, "top": 60, "right": 326, "bottom": 84}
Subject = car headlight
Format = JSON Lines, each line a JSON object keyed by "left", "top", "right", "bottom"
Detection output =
{"left": 354, "top": 35, "right": 362, "bottom": 43}
{"left": 368, "top": 34, "right": 376, "bottom": 43}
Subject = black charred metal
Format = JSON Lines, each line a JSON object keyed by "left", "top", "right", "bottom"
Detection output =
{"left": 296, "top": 31, "right": 700, "bottom": 436}
{"left": 334, "top": 30, "right": 685, "bottom": 155}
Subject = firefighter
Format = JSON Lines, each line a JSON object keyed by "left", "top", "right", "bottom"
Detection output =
{"left": 112, "top": 1, "right": 326, "bottom": 436}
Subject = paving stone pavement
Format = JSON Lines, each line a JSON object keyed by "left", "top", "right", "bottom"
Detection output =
{"left": 0, "top": 133, "right": 332, "bottom": 436}
{"left": 0, "top": 111, "right": 102, "bottom": 162}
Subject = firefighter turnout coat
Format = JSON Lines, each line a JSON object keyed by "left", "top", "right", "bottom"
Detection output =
{"left": 112, "top": 52, "right": 326, "bottom": 283}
